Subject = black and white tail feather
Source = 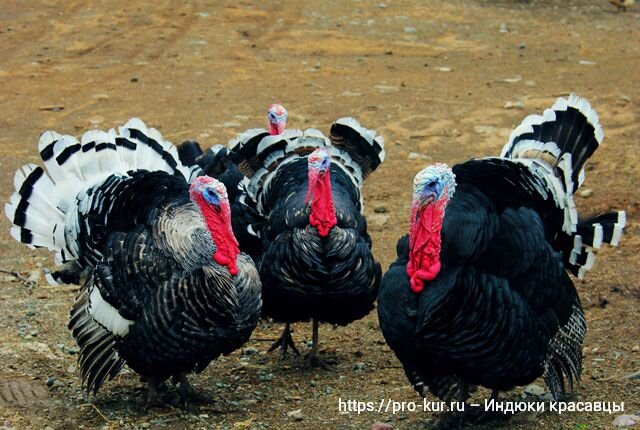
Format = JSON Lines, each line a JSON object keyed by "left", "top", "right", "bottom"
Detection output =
{"left": 501, "top": 94, "right": 626, "bottom": 280}
{"left": 501, "top": 94, "right": 625, "bottom": 398}
{"left": 4, "top": 118, "right": 198, "bottom": 285}
{"left": 228, "top": 117, "right": 385, "bottom": 230}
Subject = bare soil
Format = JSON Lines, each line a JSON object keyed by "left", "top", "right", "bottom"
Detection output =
{"left": 0, "top": 1, "right": 638, "bottom": 429}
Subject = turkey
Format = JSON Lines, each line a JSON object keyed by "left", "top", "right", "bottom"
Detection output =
{"left": 4, "top": 119, "right": 262, "bottom": 404}
{"left": 377, "top": 95, "right": 626, "bottom": 415}
{"left": 174, "top": 103, "right": 290, "bottom": 259}
{"left": 227, "top": 109, "right": 385, "bottom": 367}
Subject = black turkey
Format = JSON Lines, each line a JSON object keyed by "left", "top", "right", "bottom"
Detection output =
{"left": 227, "top": 112, "right": 385, "bottom": 367}
{"left": 5, "top": 119, "right": 262, "bottom": 404}
{"left": 378, "top": 95, "right": 626, "bottom": 412}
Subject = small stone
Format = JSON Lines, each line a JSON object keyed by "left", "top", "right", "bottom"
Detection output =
{"left": 579, "top": 60, "right": 596, "bottom": 66}
{"left": 408, "top": 152, "right": 421, "bottom": 160}
{"left": 46, "top": 377, "right": 56, "bottom": 387}
{"left": 579, "top": 188, "right": 593, "bottom": 198}
{"left": 371, "top": 423, "right": 393, "bottom": 430}
{"left": 523, "top": 383, "right": 546, "bottom": 397}
{"left": 257, "top": 373, "right": 274, "bottom": 382}
{"left": 620, "top": 95, "right": 631, "bottom": 103}
{"left": 140, "top": 422, "right": 150, "bottom": 429}
{"left": 88, "top": 116, "right": 104, "bottom": 126}
{"left": 501, "top": 76, "right": 522, "bottom": 83}
{"left": 504, "top": 101, "right": 524, "bottom": 110}
{"left": 435, "top": 67, "right": 452, "bottom": 72}
{"left": 613, "top": 415, "right": 640, "bottom": 427}
{"left": 377, "top": 3, "right": 387, "bottom": 8}
{"left": 404, "top": 26, "right": 417, "bottom": 34}
{"left": 242, "top": 347, "right": 258, "bottom": 356}
{"left": 287, "top": 409, "right": 304, "bottom": 421}
{"left": 632, "top": 345, "right": 640, "bottom": 352}
{"left": 623, "top": 370, "right": 640, "bottom": 380}
{"left": 353, "top": 362, "right": 366, "bottom": 371}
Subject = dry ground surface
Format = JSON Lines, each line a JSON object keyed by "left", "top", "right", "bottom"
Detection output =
{"left": 0, "top": 0, "right": 638, "bottom": 429}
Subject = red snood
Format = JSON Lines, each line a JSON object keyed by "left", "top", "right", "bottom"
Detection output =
{"left": 194, "top": 194, "right": 240, "bottom": 275}
{"left": 306, "top": 169, "right": 337, "bottom": 237}
{"left": 407, "top": 200, "right": 445, "bottom": 293}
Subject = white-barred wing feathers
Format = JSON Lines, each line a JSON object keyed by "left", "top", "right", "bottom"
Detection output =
{"left": 6, "top": 119, "right": 261, "bottom": 398}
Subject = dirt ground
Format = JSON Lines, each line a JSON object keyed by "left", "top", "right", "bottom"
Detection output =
{"left": 0, "top": 0, "right": 638, "bottom": 429}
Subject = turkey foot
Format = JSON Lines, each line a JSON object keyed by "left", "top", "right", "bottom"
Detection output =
{"left": 177, "top": 373, "right": 211, "bottom": 407}
{"left": 305, "top": 319, "right": 334, "bottom": 370}
{"left": 144, "top": 377, "right": 172, "bottom": 408}
{"left": 268, "top": 323, "right": 300, "bottom": 359}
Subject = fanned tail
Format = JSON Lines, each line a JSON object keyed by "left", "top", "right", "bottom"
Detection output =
{"left": 500, "top": 94, "right": 625, "bottom": 278}
{"left": 329, "top": 117, "right": 386, "bottom": 186}
{"left": 5, "top": 118, "right": 196, "bottom": 284}
{"left": 564, "top": 211, "right": 626, "bottom": 279}
{"left": 501, "top": 93, "right": 603, "bottom": 193}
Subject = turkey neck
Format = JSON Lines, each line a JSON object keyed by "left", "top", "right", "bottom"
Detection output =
{"left": 306, "top": 167, "right": 337, "bottom": 237}
{"left": 193, "top": 194, "right": 240, "bottom": 275}
{"left": 407, "top": 200, "right": 446, "bottom": 293}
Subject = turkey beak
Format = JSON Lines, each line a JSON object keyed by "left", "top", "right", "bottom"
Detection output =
{"left": 419, "top": 192, "right": 436, "bottom": 209}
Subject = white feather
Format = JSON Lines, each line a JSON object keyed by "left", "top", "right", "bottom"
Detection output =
{"left": 44, "top": 271, "right": 59, "bottom": 286}
{"left": 569, "top": 235, "right": 582, "bottom": 265}
{"left": 88, "top": 287, "right": 133, "bottom": 337}
{"left": 610, "top": 211, "right": 626, "bottom": 246}
{"left": 592, "top": 224, "right": 603, "bottom": 249}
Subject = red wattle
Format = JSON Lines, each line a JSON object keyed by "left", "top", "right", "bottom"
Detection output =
{"left": 407, "top": 202, "right": 444, "bottom": 293}
{"left": 306, "top": 169, "right": 337, "bottom": 237}
{"left": 193, "top": 194, "right": 240, "bottom": 275}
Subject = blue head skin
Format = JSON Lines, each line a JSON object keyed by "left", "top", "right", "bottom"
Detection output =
{"left": 189, "top": 176, "right": 228, "bottom": 208}
{"left": 308, "top": 147, "right": 331, "bottom": 173}
{"left": 412, "top": 163, "right": 456, "bottom": 210}
{"left": 267, "top": 104, "right": 288, "bottom": 135}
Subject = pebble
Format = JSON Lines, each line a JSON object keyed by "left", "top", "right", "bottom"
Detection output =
{"left": 371, "top": 423, "right": 393, "bottom": 430}
{"left": 632, "top": 345, "right": 639, "bottom": 352}
{"left": 287, "top": 409, "right": 304, "bottom": 421}
{"left": 613, "top": 415, "right": 640, "bottom": 427}
{"left": 501, "top": 76, "right": 522, "bottom": 83}
{"left": 579, "top": 188, "right": 593, "bottom": 198}
{"left": 88, "top": 116, "right": 104, "bottom": 126}
{"left": 523, "top": 383, "right": 546, "bottom": 397}
{"left": 242, "top": 347, "right": 258, "bottom": 356}
{"left": 353, "top": 362, "right": 366, "bottom": 371}
{"left": 623, "top": 370, "right": 640, "bottom": 380}
{"left": 435, "top": 67, "right": 452, "bottom": 72}
{"left": 504, "top": 101, "right": 524, "bottom": 110}
{"left": 46, "top": 377, "right": 56, "bottom": 387}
